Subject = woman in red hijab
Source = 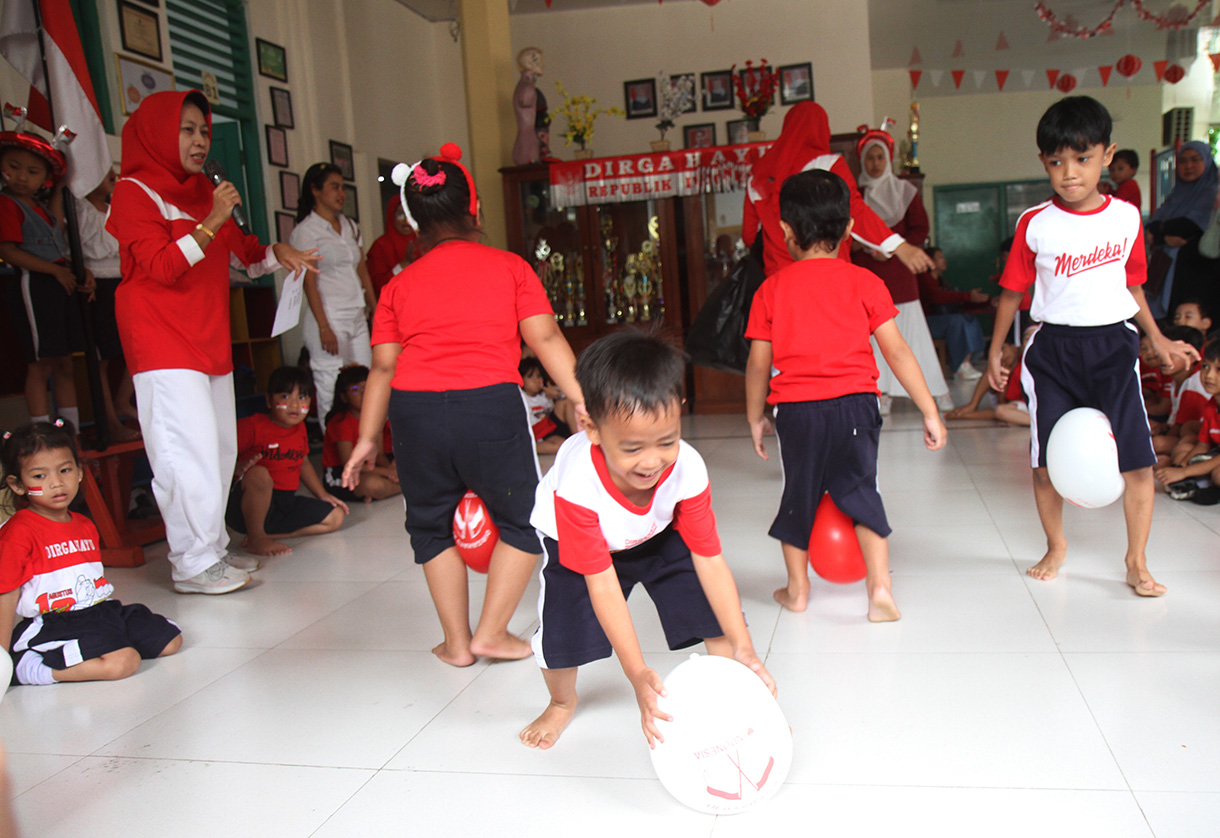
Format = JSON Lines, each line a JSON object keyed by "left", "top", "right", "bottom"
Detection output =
{"left": 108, "top": 90, "right": 318, "bottom": 595}
{"left": 743, "top": 102, "right": 933, "bottom": 278}
{"left": 366, "top": 196, "right": 419, "bottom": 298}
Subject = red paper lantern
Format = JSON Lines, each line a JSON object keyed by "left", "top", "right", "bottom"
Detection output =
{"left": 1116, "top": 54, "right": 1142, "bottom": 78}
{"left": 1163, "top": 64, "right": 1186, "bottom": 84}
{"left": 1056, "top": 73, "right": 1077, "bottom": 93}
{"left": 453, "top": 490, "right": 498, "bottom": 573}
{"left": 699, "top": 0, "right": 721, "bottom": 4}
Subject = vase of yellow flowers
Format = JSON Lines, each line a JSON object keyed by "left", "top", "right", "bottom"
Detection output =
{"left": 555, "top": 80, "right": 624, "bottom": 160}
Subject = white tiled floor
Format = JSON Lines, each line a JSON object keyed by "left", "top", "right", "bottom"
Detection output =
{"left": 3, "top": 387, "right": 1219, "bottom": 837}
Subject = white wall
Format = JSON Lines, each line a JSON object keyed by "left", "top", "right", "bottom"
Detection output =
{"left": 510, "top": 0, "right": 875, "bottom": 157}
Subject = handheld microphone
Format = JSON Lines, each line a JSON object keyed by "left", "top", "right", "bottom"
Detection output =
{"left": 202, "top": 160, "right": 252, "bottom": 236}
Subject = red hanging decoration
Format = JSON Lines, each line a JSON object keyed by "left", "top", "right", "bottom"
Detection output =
{"left": 1153, "top": 59, "right": 1168, "bottom": 81}
{"left": 951, "top": 39, "right": 965, "bottom": 58}
{"left": 1098, "top": 65, "right": 1113, "bottom": 85}
{"left": 1210, "top": 54, "right": 1220, "bottom": 73}
{"left": 1046, "top": 69, "right": 1061, "bottom": 88}
{"left": 1034, "top": 0, "right": 1211, "bottom": 40}
{"left": 1056, "top": 73, "right": 1077, "bottom": 93}
{"left": 699, "top": 0, "right": 721, "bottom": 4}
{"left": 909, "top": 46, "right": 922, "bottom": 65}
{"left": 1115, "top": 54, "right": 1142, "bottom": 78}
{"left": 995, "top": 32, "right": 1010, "bottom": 50}
{"left": 995, "top": 69, "right": 1009, "bottom": 91}
{"left": 951, "top": 69, "right": 965, "bottom": 89}
{"left": 909, "top": 69, "right": 922, "bottom": 89}
{"left": 1163, "top": 64, "right": 1186, "bottom": 84}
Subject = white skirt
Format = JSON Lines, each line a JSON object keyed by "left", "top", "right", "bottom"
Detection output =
{"left": 872, "top": 300, "right": 949, "bottom": 398}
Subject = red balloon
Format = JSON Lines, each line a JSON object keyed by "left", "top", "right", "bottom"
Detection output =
{"left": 453, "top": 490, "right": 498, "bottom": 573}
{"left": 1116, "top": 54, "right": 1142, "bottom": 78}
{"left": 1164, "top": 64, "right": 1186, "bottom": 84}
{"left": 807, "top": 494, "right": 866, "bottom": 584}
{"left": 1056, "top": 73, "right": 1077, "bottom": 93}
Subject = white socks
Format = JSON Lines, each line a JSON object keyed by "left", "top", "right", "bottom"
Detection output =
{"left": 15, "top": 653, "right": 56, "bottom": 686}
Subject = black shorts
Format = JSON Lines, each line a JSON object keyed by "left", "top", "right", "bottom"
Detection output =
{"left": 225, "top": 485, "right": 335, "bottom": 535}
{"left": 389, "top": 383, "right": 542, "bottom": 564}
{"left": 1021, "top": 322, "right": 1155, "bottom": 472}
{"left": 9, "top": 599, "right": 180, "bottom": 678}
{"left": 4, "top": 268, "right": 84, "bottom": 362}
{"left": 771, "top": 392, "right": 891, "bottom": 546}
{"left": 91, "top": 275, "right": 125, "bottom": 361}
{"left": 323, "top": 465, "right": 360, "bottom": 503}
{"left": 531, "top": 527, "right": 725, "bottom": 670}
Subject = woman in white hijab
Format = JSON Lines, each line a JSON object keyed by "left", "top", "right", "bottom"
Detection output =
{"left": 851, "top": 126, "right": 950, "bottom": 414}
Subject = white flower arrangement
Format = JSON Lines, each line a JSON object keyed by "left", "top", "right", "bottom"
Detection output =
{"left": 655, "top": 71, "right": 695, "bottom": 140}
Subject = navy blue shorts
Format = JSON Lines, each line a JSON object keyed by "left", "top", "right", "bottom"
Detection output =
{"left": 5, "top": 268, "right": 85, "bottom": 362}
{"left": 225, "top": 485, "right": 335, "bottom": 535}
{"left": 10, "top": 599, "right": 180, "bottom": 677}
{"left": 531, "top": 527, "right": 725, "bottom": 670}
{"left": 1020, "top": 322, "right": 1155, "bottom": 472}
{"left": 323, "top": 465, "right": 360, "bottom": 503}
{"left": 771, "top": 392, "right": 891, "bottom": 546}
{"left": 389, "top": 383, "right": 542, "bottom": 564}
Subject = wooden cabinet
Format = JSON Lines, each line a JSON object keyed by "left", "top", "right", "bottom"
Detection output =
{"left": 229, "top": 282, "right": 283, "bottom": 414}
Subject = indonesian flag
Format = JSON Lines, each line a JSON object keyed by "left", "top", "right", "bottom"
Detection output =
{"left": 0, "top": 0, "right": 111, "bottom": 196}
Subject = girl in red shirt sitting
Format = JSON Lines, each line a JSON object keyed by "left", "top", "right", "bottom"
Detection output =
{"left": 322, "top": 365, "right": 399, "bottom": 503}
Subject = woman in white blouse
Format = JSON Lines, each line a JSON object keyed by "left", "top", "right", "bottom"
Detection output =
{"left": 290, "top": 163, "right": 376, "bottom": 427}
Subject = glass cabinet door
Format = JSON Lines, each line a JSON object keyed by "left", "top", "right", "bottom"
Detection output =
{"left": 594, "top": 199, "right": 666, "bottom": 326}
{"left": 512, "top": 176, "right": 591, "bottom": 329}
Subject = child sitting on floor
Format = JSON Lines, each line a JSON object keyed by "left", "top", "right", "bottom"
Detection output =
{"left": 1155, "top": 339, "right": 1220, "bottom": 504}
{"left": 321, "top": 365, "right": 400, "bottom": 503}
{"left": 0, "top": 421, "right": 181, "bottom": 685}
{"left": 944, "top": 335, "right": 1031, "bottom": 426}
{"left": 1149, "top": 324, "right": 1206, "bottom": 455}
{"left": 520, "top": 356, "right": 577, "bottom": 454}
{"left": 227, "top": 366, "right": 348, "bottom": 559}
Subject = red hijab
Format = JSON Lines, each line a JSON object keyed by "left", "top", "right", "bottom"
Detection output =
{"left": 117, "top": 90, "right": 214, "bottom": 219}
{"left": 367, "top": 195, "right": 419, "bottom": 295}
{"left": 748, "top": 102, "right": 831, "bottom": 203}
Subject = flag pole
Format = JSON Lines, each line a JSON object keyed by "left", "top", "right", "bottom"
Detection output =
{"left": 29, "top": 0, "right": 109, "bottom": 450}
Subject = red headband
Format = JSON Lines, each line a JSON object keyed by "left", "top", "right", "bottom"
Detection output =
{"left": 413, "top": 142, "right": 478, "bottom": 218}
{"left": 855, "top": 128, "right": 894, "bottom": 161}
{"left": 0, "top": 130, "right": 68, "bottom": 184}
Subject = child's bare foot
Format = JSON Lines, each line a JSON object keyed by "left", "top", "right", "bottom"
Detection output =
{"left": 432, "top": 641, "right": 476, "bottom": 667}
{"left": 520, "top": 698, "right": 577, "bottom": 749}
{"left": 470, "top": 633, "right": 532, "bottom": 661}
{"left": 242, "top": 536, "right": 292, "bottom": 556}
{"left": 867, "top": 587, "right": 901, "bottom": 622}
{"left": 773, "top": 585, "right": 809, "bottom": 612}
{"left": 1126, "top": 568, "right": 1167, "bottom": 597}
{"left": 1026, "top": 548, "right": 1066, "bottom": 581}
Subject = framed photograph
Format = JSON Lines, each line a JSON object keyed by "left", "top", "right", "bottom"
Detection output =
{"left": 270, "top": 86, "right": 294, "bottom": 129}
{"left": 342, "top": 183, "right": 359, "bottom": 222}
{"left": 275, "top": 212, "right": 296, "bottom": 245}
{"left": 683, "top": 123, "right": 716, "bottom": 149}
{"left": 623, "top": 79, "right": 657, "bottom": 120}
{"left": 700, "top": 70, "right": 734, "bottom": 111}
{"left": 779, "top": 62, "right": 814, "bottom": 105}
{"left": 279, "top": 170, "right": 300, "bottom": 212}
{"left": 329, "top": 140, "right": 355, "bottom": 181}
{"left": 117, "top": 1, "right": 162, "bottom": 62}
{"left": 673, "top": 73, "right": 697, "bottom": 114}
{"left": 726, "top": 118, "right": 751, "bottom": 146}
{"left": 738, "top": 66, "right": 777, "bottom": 107}
{"left": 115, "top": 54, "right": 174, "bottom": 115}
{"left": 256, "top": 38, "right": 287, "bottom": 82}
{"left": 265, "top": 125, "right": 288, "bottom": 168}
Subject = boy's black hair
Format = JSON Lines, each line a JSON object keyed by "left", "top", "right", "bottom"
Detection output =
{"left": 1036, "top": 96, "right": 1111, "bottom": 155}
{"left": 1176, "top": 298, "right": 1211, "bottom": 321}
{"left": 404, "top": 158, "right": 480, "bottom": 246}
{"left": 1112, "top": 149, "right": 1139, "bottom": 170}
{"left": 267, "top": 365, "right": 314, "bottom": 398}
{"left": 324, "top": 364, "right": 369, "bottom": 426}
{"left": 576, "top": 329, "right": 684, "bottom": 423}
{"left": 1, "top": 420, "right": 77, "bottom": 514}
{"left": 778, "top": 169, "right": 850, "bottom": 252}
{"left": 518, "top": 356, "right": 546, "bottom": 380}
{"left": 1161, "top": 324, "right": 1205, "bottom": 352}
{"left": 1203, "top": 339, "right": 1220, "bottom": 364}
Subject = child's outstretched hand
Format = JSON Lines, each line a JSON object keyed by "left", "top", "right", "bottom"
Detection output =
{"left": 749, "top": 414, "right": 773, "bottom": 460}
{"left": 923, "top": 412, "right": 947, "bottom": 451}
{"left": 734, "top": 648, "right": 777, "bottom": 698}
{"left": 630, "top": 667, "right": 671, "bottom": 749}
{"left": 342, "top": 439, "right": 377, "bottom": 490}
{"left": 1153, "top": 463, "right": 1186, "bottom": 485}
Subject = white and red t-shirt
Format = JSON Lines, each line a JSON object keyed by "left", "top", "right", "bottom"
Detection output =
{"left": 1171, "top": 368, "right": 1210, "bottom": 426}
{"left": 745, "top": 258, "right": 897, "bottom": 404}
{"left": 1000, "top": 196, "right": 1145, "bottom": 326}
{"left": 531, "top": 432, "right": 722, "bottom": 575}
{"left": 0, "top": 510, "right": 114, "bottom": 620}
{"left": 1197, "top": 398, "right": 1220, "bottom": 445}
{"left": 522, "top": 390, "right": 558, "bottom": 440}
{"left": 236, "top": 413, "right": 309, "bottom": 491}
{"left": 371, "top": 240, "right": 553, "bottom": 392}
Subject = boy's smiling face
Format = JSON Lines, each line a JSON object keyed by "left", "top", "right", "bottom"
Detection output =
{"left": 266, "top": 387, "right": 311, "bottom": 428}
{"left": 1040, "top": 141, "right": 1116, "bottom": 212}
{"left": 587, "top": 400, "right": 682, "bottom": 503}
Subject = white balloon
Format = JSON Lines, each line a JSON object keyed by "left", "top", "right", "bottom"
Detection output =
{"left": 649, "top": 654, "right": 791, "bottom": 814}
{"left": 1046, "top": 407, "right": 1126, "bottom": 508}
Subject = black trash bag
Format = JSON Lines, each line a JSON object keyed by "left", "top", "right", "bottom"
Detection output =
{"left": 686, "top": 239, "right": 766, "bottom": 374}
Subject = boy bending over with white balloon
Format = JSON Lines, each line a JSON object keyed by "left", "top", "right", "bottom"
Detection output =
{"left": 520, "top": 331, "right": 775, "bottom": 749}
{"left": 987, "top": 96, "right": 1198, "bottom": 597}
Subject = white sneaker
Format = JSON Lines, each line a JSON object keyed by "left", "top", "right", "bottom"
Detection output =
{"left": 956, "top": 360, "right": 982, "bottom": 381}
{"left": 878, "top": 394, "right": 892, "bottom": 416}
{"left": 935, "top": 393, "right": 956, "bottom": 411}
{"left": 224, "top": 553, "right": 260, "bottom": 572}
{"left": 174, "top": 561, "right": 251, "bottom": 595}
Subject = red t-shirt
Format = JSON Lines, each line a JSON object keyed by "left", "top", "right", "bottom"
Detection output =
{"left": 0, "top": 193, "right": 54, "bottom": 244}
{"left": 1005, "top": 358, "right": 1025, "bottom": 403}
{"left": 370, "top": 240, "right": 553, "bottom": 392}
{"left": 1197, "top": 398, "right": 1220, "bottom": 445}
{"left": 1113, "top": 179, "right": 1141, "bottom": 209}
{"left": 0, "top": 510, "right": 115, "bottom": 619}
{"left": 236, "top": 413, "right": 309, "bottom": 491}
{"left": 321, "top": 411, "right": 392, "bottom": 468}
{"left": 745, "top": 257, "right": 898, "bottom": 404}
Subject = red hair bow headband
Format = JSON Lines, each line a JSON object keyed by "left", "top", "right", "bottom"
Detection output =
{"left": 390, "top": 142, "right": 478, "bottom": 231}
{"left": 0, "top": 102, "right": 70, "bottom": 185}
{"left": 855, "top": 118, "right": 897, "bottom": 160}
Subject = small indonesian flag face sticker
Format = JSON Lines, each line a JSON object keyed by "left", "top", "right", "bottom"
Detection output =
{"left": 26, "top": 486, "right": 43, "bottom": 496}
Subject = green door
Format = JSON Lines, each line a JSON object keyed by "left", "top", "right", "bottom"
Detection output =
{"left": 932, "top": 184, "right": 1003, "bottom": 293}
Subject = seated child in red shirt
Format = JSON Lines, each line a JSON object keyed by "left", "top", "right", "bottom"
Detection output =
{"left": 322, "top": 365, "right": 400, "bottom": 503}
{"left": 745, "top": 169, "right": 947, "bottom": 621}
{"left": 1106, "top": 149, "right": 1142, "bottom": 209}
{"left": 519, "top": 356, "right": 576, "bottom": 454}
{"left": 944, "top": 335, "right": 1031, "bottom": 426}
{"left": 226, "top": 367, "right": 348, "bottom": 558}
{"left": 0, "top": 421, "right": 181, "bottom": 685}
{"left": 1149, "top": 324, "right": 1206, "bottom": 455}
{"left": 1154, "top": 340, "right": 1220, "bottom": 504}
